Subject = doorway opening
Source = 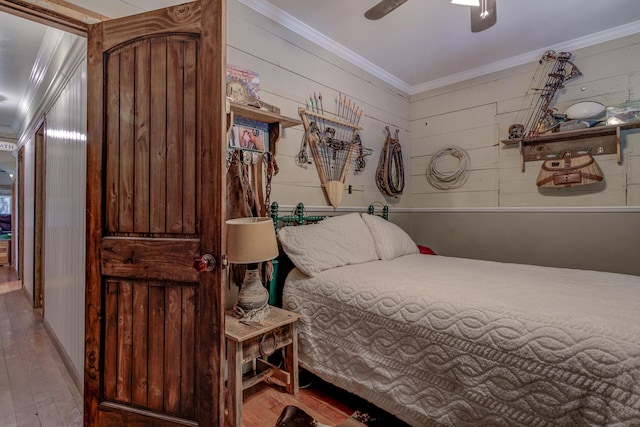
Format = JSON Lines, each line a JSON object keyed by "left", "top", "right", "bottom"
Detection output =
{"left": 0, "top": 0, "right": 92, "bottom": 394}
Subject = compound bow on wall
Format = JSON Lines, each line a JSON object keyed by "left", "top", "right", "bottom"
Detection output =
{"left": 508, "top": 50, "right": 582, "bottom": 141}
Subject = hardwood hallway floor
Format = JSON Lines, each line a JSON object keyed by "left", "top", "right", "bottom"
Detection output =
{"left": 0, "top": 286, "right": 82, "bottom": 426}
{"left": 0, "top": 265, "right": 20, "bottom": 294}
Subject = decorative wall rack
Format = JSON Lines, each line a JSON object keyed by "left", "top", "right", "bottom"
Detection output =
{"left": 227, "top": 101, "right": 301, "bottom": 157}
{"left": 501, "top": 120, "right": 640, "bottom": 172}
{"left": 298, "top": 107, "right": 363, "bottom": 208}
{"left": 226, "top": 101, "right": 301, "bottom": 216}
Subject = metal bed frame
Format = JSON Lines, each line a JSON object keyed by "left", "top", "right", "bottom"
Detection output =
{"left": 269, "top": 201, "right": 388, "bottom": 231}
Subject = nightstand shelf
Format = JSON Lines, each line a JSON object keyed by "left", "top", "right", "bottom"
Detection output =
{"left": 225, "top": 306, "right": 301, "bottom": 427}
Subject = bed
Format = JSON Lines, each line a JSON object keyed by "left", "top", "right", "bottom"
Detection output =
{"left": 272, "top": 204, "right": 640, "bottom": 427}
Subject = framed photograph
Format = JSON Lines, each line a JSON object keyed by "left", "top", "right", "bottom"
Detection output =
{"left": 229, "top": 117, "right": 269, "bottom": 153}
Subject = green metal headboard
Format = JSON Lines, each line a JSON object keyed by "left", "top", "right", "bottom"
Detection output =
{"left": 267, "top": 201, "right": 389, "bottom": 307}
{"left": 270, "top": 201, "right": 388, "bottom": 231}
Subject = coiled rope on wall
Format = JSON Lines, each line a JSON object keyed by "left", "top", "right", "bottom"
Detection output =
{"left": 376, "top": 127, "right": 405, "bottom": 197}
{"left": 426, "top": 146, "right": 470, "bottom": 190}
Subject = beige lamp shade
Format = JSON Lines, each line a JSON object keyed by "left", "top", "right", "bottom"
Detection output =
{"left": 226, "top": 217, "right": 279, "bottom": 264}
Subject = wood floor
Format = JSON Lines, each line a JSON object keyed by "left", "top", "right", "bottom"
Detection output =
{"left": 0, "top": 266, "right": 369, "bottom": 427}
{"left": 242, "top": 374, "right": 358, "bottom": 426}
{"left": 0, "top": 273, "right": 83, "bottom": 426}
{"left": 0, "top": 265, "right": 20, "bottom": 294}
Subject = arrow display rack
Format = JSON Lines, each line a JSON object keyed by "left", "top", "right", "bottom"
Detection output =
{"left": 298, "top": 97, "right": 363, "bottom": 208}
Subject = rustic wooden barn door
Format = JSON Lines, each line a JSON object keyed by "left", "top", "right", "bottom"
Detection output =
{"left": 84, "top": 1, "right": 227, "bottom": 426}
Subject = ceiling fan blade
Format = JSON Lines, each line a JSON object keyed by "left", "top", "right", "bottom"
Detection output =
{"left": 365, "top": 0, "right": 408, "bottom": 20}
{"left": 471, "top": 0, "right": 497, "bottom": 32}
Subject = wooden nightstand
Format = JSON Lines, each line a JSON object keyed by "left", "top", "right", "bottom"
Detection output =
{"left": 225, "top": 306, "right": 302, "bottom": 427}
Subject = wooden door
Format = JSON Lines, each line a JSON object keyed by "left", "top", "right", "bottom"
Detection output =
{"left": 84, "top": 1, "right": 227, "bottom": 426}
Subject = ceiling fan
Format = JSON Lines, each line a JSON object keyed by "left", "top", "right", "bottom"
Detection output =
{"left": 364, "top": 0, "right": 497, "bottom": 33}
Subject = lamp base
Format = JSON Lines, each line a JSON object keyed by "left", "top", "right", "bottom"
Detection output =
{"left": 234, "top": 267, "right": 270, "bottom": 321}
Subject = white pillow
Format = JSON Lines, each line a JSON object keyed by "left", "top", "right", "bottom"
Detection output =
{"left": 360, "top": 213, "right": 418, "bottom": 260}
{"left": 277, "top": 213, "right": 379, "bottom": 277}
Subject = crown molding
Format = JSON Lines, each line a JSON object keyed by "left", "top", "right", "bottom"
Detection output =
{"left": 236, "top": 0, "right": 412, "bottom": 94}
{"left": 236, "top": 0, "right": 640, "bottom": 96}
{"left": 410, "top": 20, "right": 640, "bottom": 95}
{"left": 552, "top": 19, "right": 640, "bottom": 56}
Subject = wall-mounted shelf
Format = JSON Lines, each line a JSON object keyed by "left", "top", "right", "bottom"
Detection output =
{"left": 227, "top": 102, "right": 301, "bottom": 156}
{"left": 501, "top": 120, "right": 640, "bottom": 171}
{"left": 230, "top": 102, "right": 301, "bottom": 129}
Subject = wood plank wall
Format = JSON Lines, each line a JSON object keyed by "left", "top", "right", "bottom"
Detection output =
{"left": 410, "top": 32, "right": 640, "bottom": 208}
{"left": 227, "top": 0, "right": 412, "bottom": 208}
{"left": 42, "top": 57, "right": 87, "bottom": 385}
{"left": 228, "top": 2, "right": 640, "bottom": 210}
{"left": 20, "top": 135, "right": 35, "bottom": 299}
{"left": 407, "top": 33, "right": 640, "bottom": 275}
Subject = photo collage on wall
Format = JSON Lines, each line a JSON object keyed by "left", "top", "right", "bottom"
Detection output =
{"left": 229, "top": 116, "right": 269, "bottom": 153}
{"left": 226, "top": 65, "right": 268, "bottom": 153}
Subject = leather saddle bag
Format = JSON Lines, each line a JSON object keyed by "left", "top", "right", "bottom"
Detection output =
{"left": 536, "top": 152, "right": 603, "bottom": 187}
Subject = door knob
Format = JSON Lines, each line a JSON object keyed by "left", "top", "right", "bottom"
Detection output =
{"left": 193, "top": 254, "right": 216, "bottom": 272}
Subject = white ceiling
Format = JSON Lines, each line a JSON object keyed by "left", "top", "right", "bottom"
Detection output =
{"left": 0, "top": 13, "right": 49, "bottom": 136}
{"left": 0, "top": 12, "right": 55, "bottom": 175}
{"left": 60, "top": 0, "right": 640, "bottom": 94}
{"left": 240, "top": 0, "right": 640, "bottom": 94}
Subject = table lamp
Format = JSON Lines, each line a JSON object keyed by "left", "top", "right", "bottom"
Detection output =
{"left": 226, "top": 217, "right": 279, "bottom": 319}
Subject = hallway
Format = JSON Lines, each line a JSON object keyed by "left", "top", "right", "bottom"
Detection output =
{"left": 0, "top": 265, "right": 20, "bottom": 294}
{"left": 0, "top": 278, "right": 82, "bottom": 426}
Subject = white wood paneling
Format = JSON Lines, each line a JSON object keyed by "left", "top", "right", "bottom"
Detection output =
{"left": 411, "top": 125, "right": 498, "bottom": 158}
{"left": 410, "top": 32, "right": 640, "bottom": 209}
{"left": 227, "top": 0, "right": 411, "bottom": 208}
{"left": 629, "top": 154, "right": 640, "bottom": 184}
{"left": 412, "top": 145, "right": 498, "bottom": 173}
{"left": 627, "top": 129, "right": 640, "bottom": 205}
{"left": 627, "top": 130, "right": 640, "bottom": 156}
{"left": 411, "top": 168, "right": 498, "bottom": 195}
{"left": 628, "top": 184, "right": 640, "bottom": 204}
{"left": 43, "top": 59, "right": 87, "bottom": 383}
{"left": 22, "top": 136, "right": 35, "bottom": 300}
{"left": 411, "top": 103, "right": 497, "bottom": 140}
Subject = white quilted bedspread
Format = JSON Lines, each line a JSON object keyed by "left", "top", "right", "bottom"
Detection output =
{"left": 283, "top": 254, "right": 640, "bottom": 427}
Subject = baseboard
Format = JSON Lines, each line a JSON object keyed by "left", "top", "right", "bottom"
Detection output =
{"left": 21, "top": 286, "right": 33, "bottom": 304}
{"left": 42, "top": 317, "right": 83, "bottom": 393}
